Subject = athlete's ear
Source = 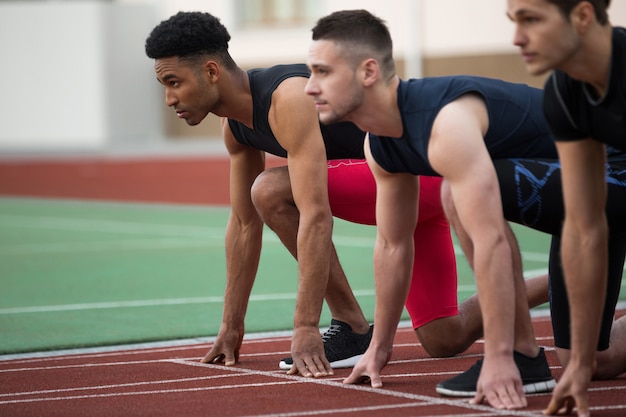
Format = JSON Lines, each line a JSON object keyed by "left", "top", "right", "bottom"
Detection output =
{"left": 361, "top": 58, "right": 380, "bottom": 87}
{"left": 571, "top": 1, "right": 595, "bottom": 33}
{"left": 203, "top": 60, "right": 220, "bottom": 83}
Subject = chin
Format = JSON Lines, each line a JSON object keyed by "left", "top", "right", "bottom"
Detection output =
{"left": 318, "top": 114, "right": 336, "bottom": 126}
{"left": 526, "top": 62, "right": 552, "bottom": 77}
{"left": 321, "top": 112, "right": 349, "bottom": 126}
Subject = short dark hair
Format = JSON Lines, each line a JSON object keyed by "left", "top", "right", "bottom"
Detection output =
{"left": 546, "top": 0, "right": 611, "bottom": 25}
{"left": 145, "top": 11, "right": 236, "bottom": 69}
{"left": 311, "top": 10, "right": 395, "bottom": 78}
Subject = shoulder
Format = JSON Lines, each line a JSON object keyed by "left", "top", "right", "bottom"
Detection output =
{"left": 255, "top": 64, "right": 310, "bottom": 103}
{"left": 271, "top": 76, "right": 310, "bottom": 113}
{"left": 614, "top": 26, "right": 626, "bottom": 43}
{"left": 542, "top": 71, "right": 584, "bottom": 138}
{"left": 543, "top": 72, "right": 578, "bottom": 115}
{"left": 612, "top": 27, "right": 626, "bottom": 72}
{"left": 250, "top": 64, "right": 309, "bottom": 85}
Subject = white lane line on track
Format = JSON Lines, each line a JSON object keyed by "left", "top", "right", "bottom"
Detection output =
{"left": 0, "top": 216, "right": 226, "bottom": 238}
{"left": 0, "top": 380, "right": 302, "bottom": 405}
{"left": 0, "top": 271, "right": 557, "bottom": 315}
{"left": 0, "top": 358, "right": 192, "bottom": 373}
{"left": 0, "top": 214, "right": 556, "bottom": 259}
{"left": 0, "top": 374, "right": 244, "bottom": 398}
{"left": 1, "top": 349, "right": 624, "bottom": 416}
{"left": 0, "top": 291, "right": 374, "bottom": 314}
{"left": 0, "top": 325, "right": 557, "bottom": 364}
{"left": 0, "top": 238, "right": 223, "bottom": 255}
{"left": 0, "top": 348, "right": 558, "bottom": 374}
{"left": 0, "top": 214, "right": 377, "bottom": 247}
{"left": 168, "top": 360, "right": 554, "bottom": 417}
{"left": 1, "top": 372, "right": 623, "bottom": 417}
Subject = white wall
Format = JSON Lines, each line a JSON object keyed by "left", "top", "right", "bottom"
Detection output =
{"left": 421, "top": 0, "right": 626, "bottom": 56}
{"left": 0, "top": 1, "right": 161, "bottom": 153}
{"left": 2, "top": 0, "right": 625, "bottom": 154}
{"left": 0, "top": 3, "right": 106, "bottom": 150}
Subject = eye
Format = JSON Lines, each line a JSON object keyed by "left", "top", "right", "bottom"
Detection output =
{"left": 516, "top": 13, "right": 541, "bottom": 25}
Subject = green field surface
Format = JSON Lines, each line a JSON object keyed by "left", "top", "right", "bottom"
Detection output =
{"left": 0, "top": 196, "right": 577, "bottom": 354}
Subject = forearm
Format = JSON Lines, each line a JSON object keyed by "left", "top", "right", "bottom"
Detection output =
{"left": 371, "top": 238, "right": 413, "bottom": 350}
{"left": 473, "top": 236, "right": 516, "bottom": 357}
{"left": 560, "top": 218, "right": 608, "bottom": 367}
{"left": 554, "top": 140, "right": 609, "bottom": 369}
{"left": 292, "top": 214, "right": 333, "bottom": 329}
{"left": 222, "top": 214, "right": 264, "bottom": 327}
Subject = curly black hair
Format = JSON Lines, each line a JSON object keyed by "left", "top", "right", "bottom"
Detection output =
{"left": 145, "top": 11, "right": 236, "bottom": 67}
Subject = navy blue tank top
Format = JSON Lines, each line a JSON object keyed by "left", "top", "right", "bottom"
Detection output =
{"left": 228, "top": 64, "right": 366, "bottom": 160}
{"left": 369, "top": 76, "right": 557, "bottom": 176}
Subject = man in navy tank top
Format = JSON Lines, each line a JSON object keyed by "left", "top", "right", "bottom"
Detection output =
{"left": 306, "top": 9, "right": 557, "bottom": 410}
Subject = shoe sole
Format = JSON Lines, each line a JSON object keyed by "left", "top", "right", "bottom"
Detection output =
{"left": 278, "top": 354, "right": 364, "bottom": 371}
{"left": 436, "top": 378, "right": 557, "bottom": 397}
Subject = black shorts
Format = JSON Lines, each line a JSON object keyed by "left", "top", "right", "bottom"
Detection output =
{"left": 494, "top": 158, "right": 626, "bottom": 351}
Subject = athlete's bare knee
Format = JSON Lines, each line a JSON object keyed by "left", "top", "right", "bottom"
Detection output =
{"left": 557, "top": 346, "right": 624, "bottom": 380}
{"left": 416, "top": 318, "right": 474, "bottom": 357}
{"left": 589, "top": 318, "right": 626, "bottom": 379}
{"left": 593, "top": 360, "right": 623, "bottom": 380}
{"left": 420, "top": 334, "right": 471, "bottom": 357}
{"left": 251, "top": 167, "right": 292, "bottom": 214}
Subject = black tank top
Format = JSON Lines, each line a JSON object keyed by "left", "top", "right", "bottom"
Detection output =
{"left": 543, "top": 27, "right": 626, "bottom": 150}
{"left": 228, "top": 64, "right": 366, "bottom": 159}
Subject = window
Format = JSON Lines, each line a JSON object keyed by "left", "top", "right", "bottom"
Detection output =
{"left": 237, "top": 0, "right": 318, "bottom": 27}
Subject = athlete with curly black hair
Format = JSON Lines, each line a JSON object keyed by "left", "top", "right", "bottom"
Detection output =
{"left": 144, "top": 11, "right": 550, "bottom": 380}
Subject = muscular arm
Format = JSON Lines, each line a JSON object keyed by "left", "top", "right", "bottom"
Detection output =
{"left": 269, "top": 77, "right": 334, "bottom": 377}
{"left": 429, "top": 95, "right": 523, "bottom": 407}
{"left": 545, "top": 139, "right": 607, "bottom": 416}
{"left": 201, "top": 120, "right": 265, "bottom": 365}
{"left": 344, "top": 135, "right": 418, "bottom": 387}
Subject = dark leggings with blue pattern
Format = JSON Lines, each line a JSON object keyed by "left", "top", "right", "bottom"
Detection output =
{"left": 494, "top": 157, "right": 626, "bottom": 351}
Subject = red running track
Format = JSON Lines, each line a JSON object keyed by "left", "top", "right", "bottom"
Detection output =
{"left": 2, "top": 318, "right": 626, "bottom": 417}
{"left": 1, "top": 158, "right": 625, "bottom": 416}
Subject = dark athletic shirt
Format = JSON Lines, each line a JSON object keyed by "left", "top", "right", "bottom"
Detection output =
{"left": 543, "top": 27, "right": 626, "bottom": 149}
{"left": 227, "top": 64, "right": 366, "bottom": 160}
{"left": 368, "top": 76, "right": 557, "bottom": 177}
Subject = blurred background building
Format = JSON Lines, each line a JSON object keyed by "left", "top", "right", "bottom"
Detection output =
{"left": 1, "top": 0, "right": 625, "bottom": 156}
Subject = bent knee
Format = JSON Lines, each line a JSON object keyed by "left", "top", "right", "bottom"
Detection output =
{"left": 250, "top": 167, "right": 292, "bottom": 210}
{"left": 556, "top": 347, "right": 625, "bottom": 380}
{"left": 594, "top": 355, "right": 625, "bottom": 380}
{"left": 417, "top": 331, "right": 472, "bottom": 358}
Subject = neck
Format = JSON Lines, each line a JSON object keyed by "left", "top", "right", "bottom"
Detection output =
{"left": 214, "top": 67, "right": 254, "bottom": 127}
{"left": 561, "top": 24, "right": 612, "bottom": 97}
{"left": 352, "top": 76, "right": 403, "bottom": 137}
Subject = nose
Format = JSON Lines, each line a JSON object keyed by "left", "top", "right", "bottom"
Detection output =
{"left": 512, "top": 25, "right": 527, "bottom": 47}
{"left": 304, "top": 76, "right": 318, "bottom": 96}
{"left": 165, "top": 88, "right": 178, "bottom": 107}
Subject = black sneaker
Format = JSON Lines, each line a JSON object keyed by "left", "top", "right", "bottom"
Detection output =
{"left": 278, "top": 319, "right": 373, "bottom": 370}
{"left": 436, "top": 347, "right": 556, "bottom": 397}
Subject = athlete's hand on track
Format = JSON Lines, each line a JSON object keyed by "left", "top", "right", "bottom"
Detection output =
{"left": 471, "top": 354, "right": 527, "bottom": 409}
{"left": 544, "top": 364, "right": 593, "bottom": 417}
{"left": 200, "top": 325, "right": 243, "bottom": 366}
{"left": 343, "top": 345, "right": 392, "bottom": 388}
{"left": 287, "top": 326, "right": 333, "bottom": 378}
